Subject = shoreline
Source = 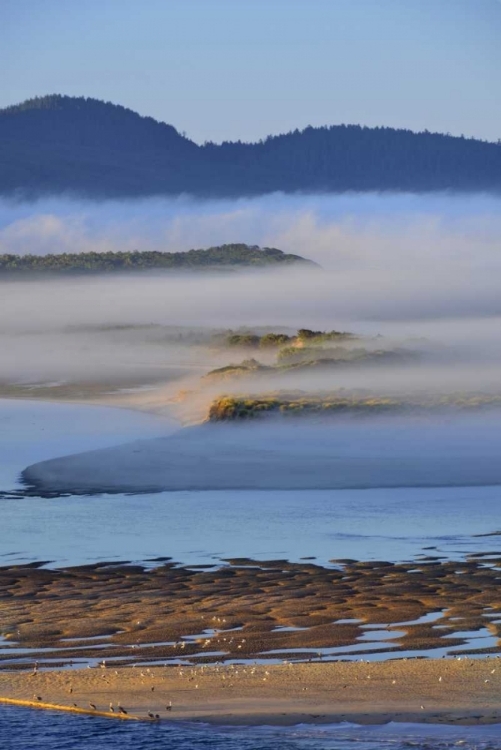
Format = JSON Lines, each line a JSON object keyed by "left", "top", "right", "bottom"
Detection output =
{"left": 2, "top": 661, "right": 501, "bottom": 727}
{"left": 0, "top": 381, "right": 188, "bottom": 420}
{"left": 10, "top": 383, "right": 501, "bottom": 496}
{"left": 2, "top": 391, "right": 501, "bottom": 731}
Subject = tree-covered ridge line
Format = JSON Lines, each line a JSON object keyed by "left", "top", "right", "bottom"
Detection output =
{"left": 1, "top": 94, "right": 500, "bottom": 197}
{"left": 0, "top": 244, "right": 315, "bottom": 275}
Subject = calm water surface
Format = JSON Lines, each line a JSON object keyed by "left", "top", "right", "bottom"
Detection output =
{"left": 1, "top": 398, "right": 501, "bottom": 567}
{"left": 2, "top": 709, "right": 501, "bottom": 750}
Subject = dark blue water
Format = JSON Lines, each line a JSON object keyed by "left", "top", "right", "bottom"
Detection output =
{"left": 2, "top": 708, "right": 501, "bottom": 750}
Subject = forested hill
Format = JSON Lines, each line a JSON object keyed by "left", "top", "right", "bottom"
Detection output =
{"left": 0, "top": 245, "right": 315, "bottom": 276}
{"left": 1, "top": 94, "right": 500, "bottom": 197}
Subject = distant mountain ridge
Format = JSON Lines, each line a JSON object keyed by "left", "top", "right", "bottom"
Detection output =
{"left": 1, "top": 94, "right": 500, "bottom": 197}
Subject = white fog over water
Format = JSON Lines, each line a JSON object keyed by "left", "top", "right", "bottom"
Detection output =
{"left": 1, "top": 192, "right": 501, "bottom": 568}
{"left": 1, "top": 399, "right": 501, "bottom": 569}
{"left": 1, "top": 192, "right": 501, "bottom": 326}
{"left": 1, "top": 192, "right": 501, "bottom": 389}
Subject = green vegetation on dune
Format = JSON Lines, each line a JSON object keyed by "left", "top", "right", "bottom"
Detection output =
{"left": 215, "top": 328, "right": 352, "bottom": 351}
{"left": 295, "top": 329, "right": 354, "bottom": 343}
{"left": 276, "top": 346, "right": 416, "bottom": 367}
{"left": 205, "top": 328, "right": 417, "bottom": 381}
{"left": 183, "top": 324, "right": 501, "bottom": 425}
{"left": 205, "top": 348, "right": 418, "bottom": 382}
{"left": 208, "top": 392, "right": 501, "bottom": 421}
{"left": 0, "top": 244, "right": 314, "bottom": 276}
{"left": 204, "top": 358, "right": 272, "bottom": 381}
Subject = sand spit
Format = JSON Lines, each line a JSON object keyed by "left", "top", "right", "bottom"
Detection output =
{"left": 0, "top": 379, "right": 190, "bottom": 419}
{"left": 1, "top": 557, "right": 500, "bottom": 670}
{"left": 0, "top": 697, "right": 146, "bottom": 721}
{"left": 2, "top": 660, "right": 501, "bottom": 726}
{"left": 22, "top": 417, "right": 501, "bottom": 493}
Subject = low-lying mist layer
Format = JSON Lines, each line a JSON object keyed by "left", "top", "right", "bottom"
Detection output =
{"left": 2, "top": 191, "right": 501, "bottom": 321}
{"left": 1, "top": 191, "right": 501, "bottom": 422}
{"left": 23, "top": 414, "right": 501, "bottom": 493}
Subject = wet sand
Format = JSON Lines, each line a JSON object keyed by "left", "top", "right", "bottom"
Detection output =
{"left": 1, "top": 557, "right": 500, "bottom": 670}
{"left": 2, "top": 660, "right": 501, "bottom": 726}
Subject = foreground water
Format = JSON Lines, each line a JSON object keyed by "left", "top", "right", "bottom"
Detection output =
{"left": 3, "top": 483, "right": 501, "bottom": 567}
{"left": 2, "top": 399, "right": 501, "bottom": 746}
{"left": 2, "top": 708, "right": 501, "bottom": 750}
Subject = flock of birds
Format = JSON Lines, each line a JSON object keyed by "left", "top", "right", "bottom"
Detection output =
{"left": 22, "top": 613, "right": 501, "bottom": 724}
{"left": 27, "top": 659, "right": 284, "bottom": 720}
{"left": 25, "top": 656, "right": 501, "bottom": 721}
{"left": 25, "top": 654, "right": 501, "bottom": 723}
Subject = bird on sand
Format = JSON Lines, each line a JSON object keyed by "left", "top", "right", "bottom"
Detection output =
{"left": 109, "top": 703, "right": 114, "bottom": 713}
{"left": 118, "top": 705, "right": 127, "bottom": 715}
{"left": 89, "top": 703, "right": 97, "bottom": 710}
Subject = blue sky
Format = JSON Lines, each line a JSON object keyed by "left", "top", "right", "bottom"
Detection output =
{"left": 2, "top": 0, "right": 501, "bottom": 144}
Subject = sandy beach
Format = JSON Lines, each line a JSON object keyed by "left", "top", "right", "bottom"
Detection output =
{"left": 2, "top": 660, "right": 501, "bottom": 726}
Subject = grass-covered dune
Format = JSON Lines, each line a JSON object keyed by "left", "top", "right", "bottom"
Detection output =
{"left": 0, "top": 244, "right": 315, "bottom": 276}
{"left": 208, "top": 391, "right": 501, "bottom": 421}
{"left": 205, "top": 328, "right": 421, "bottom": 383}
{"left": 205, "top": 349, "right": 418, "bottom": 383}
{"left": 213, "top": 328, "right": 353, "bottom": 350}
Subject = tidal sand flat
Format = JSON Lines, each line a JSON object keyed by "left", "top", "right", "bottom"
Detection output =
{"left": 2, "top": 660, "right": 501, "bottom": 727}
{"left": 1, "top": 556, "right": 501, "bottom": 670}
{"left": 22, "top": 414, "right": 501, "bottom": 494}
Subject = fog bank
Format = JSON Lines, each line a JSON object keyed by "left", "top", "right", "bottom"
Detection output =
{"left": 1, "top": 192, "right": 501, "bottom": 330}
{"left": 23, "top": 414, "right": 501, "bottom": 494}
{"left": 2, "top": 192, "right": 501, "bottom": 396}
{"left": 1, "top": 192, "right": 501, "bottom": 271}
